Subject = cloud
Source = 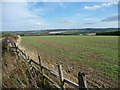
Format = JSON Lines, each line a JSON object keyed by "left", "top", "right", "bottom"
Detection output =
{"left": 58, "top": 2, "right": 67, "bottom": 9}
{"left": 2, "top": 0, "right": 120, "bottom": 2}
{"left": 27, "top": 2, "right": 67, "bottom": 15}
{"left": 2, "top": 2, "right": 48, "bottom": 31}
{"left": 84, "top": 18, "right": 93, "bottom": 21}
{"left": 82, "top": 15, "right": 119, "bottom": 28}
{"left": 84, "top": 22, "right": 97, "bottom": 25}
{"left": 58, "top": 20, "right": 75, "bottom": 24}
{"left": 101, "top": 14, "right": 120, "bottom": 22}
{"left": 2, "top": 2, "right": 118, "bottom": 31}
{"left": 84, "top": 5, "right": 100, "bottom": 10}
{"left": 2, "top": 2, "right": 68, "bottom": 31}
{"left": 83, "top": 14, "right": 119, "bottom": 26}
{"left": 83, "top": 2, "right": 118, "bottom": 10}
{"left": 75, "top": 13, "right": 81, "bottom": 16}
{"left": 82, "top": 21, "right": 118, "bottom": 28}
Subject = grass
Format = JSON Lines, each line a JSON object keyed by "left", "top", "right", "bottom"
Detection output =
{"left": 21, "top": 36, "right": 119, "bottom": 80}
{"left": 2, "top": 51, "right": 56, "bottom": 89}
{"left": 2, "top": 52, "right": 30, "bottom": 88}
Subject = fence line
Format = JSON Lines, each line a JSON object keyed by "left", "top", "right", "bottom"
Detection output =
{"left": 9, "top": 43, "right": 87, "bottom": 90}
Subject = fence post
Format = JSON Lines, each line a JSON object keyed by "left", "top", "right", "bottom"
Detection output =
{"left": 38, "top": 55, "right": 45, "bottom": 86}
{"left": 38, "top": 55, "right": 42, "bottom": 72}
{"left": 24, "top": 50, "right": 27, "bottom": 60}
{"left": 14, "top": 43, "right": 19, "bottom": 58}
{"left": 58, "top": 64, "right": 65, "bottom": 90}
{"left": 28, "top": 59, "right": 38, "bottom": 88}
{"left": 78, "top": 72, "right": 87, "bottom": 90}
{"left": 24, "top": 50, "right": 29, "bottom": 61}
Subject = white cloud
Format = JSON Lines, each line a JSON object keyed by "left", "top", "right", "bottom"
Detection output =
{"left": 2, "top": 2, "right": 118, "bottom": 31}
{"left": 81, "top": 21, "right": 118, "bottom": 28}
{"left": 75, "top": 13, "right": 81, "bottom": 16}
{"left": 84, "top": 18, "right": 102, "bottom": 22}
{"left": 84, "top": 5, "right": 100, "bottom": 10}
{"left": 2, "top": 2, "right": 47, "bottom": 31}
{"left": 27, "top": 2, "right": 67, "bottom": 17}
{"left": 58, "top": 20, "right": 75, "bottom": 24}
{"left": 101, "top": 14, "right": 119, "bottom": 21}
{"left": 83, "top": 14, "right": 119, "bottom": 28}
{"left": 58, "top": 2, "right": 67, "bottom": 9}
{"left": 1, "top": 0, "right": 120, "bottom": 2}
{"left": 83, "top": 2, "right": 118, "bottom": 10}
{"left": 84, "top": 18, "right": 93, "bottom": 21}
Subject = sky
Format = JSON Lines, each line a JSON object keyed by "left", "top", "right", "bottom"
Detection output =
{"left": 1, "top": 1, "right": 119, "bottom": 31}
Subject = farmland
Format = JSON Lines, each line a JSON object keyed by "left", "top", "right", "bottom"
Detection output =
{"left": 21, "top": 36, "right": 119, "bottom": 88}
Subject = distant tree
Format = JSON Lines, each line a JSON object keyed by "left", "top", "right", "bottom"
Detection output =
{"left": 2, "top": 33, "right": 11, "bottom": 37}
{"left": 96, "top": 31, "right": 120, "bottom": 36}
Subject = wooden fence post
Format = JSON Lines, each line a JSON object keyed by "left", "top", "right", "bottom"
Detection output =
{"left": 24, "top": 50, "right": 28, "bottom": 60}
{"left": 28, "top": 59, "right": 38, "bottom": 88}
{"left": 38, "top": 55, "right": 42, "bottom": 72}
{"left": 14, "top": 43, "right": 17, "bottom": 52}
{"left": 23, "top": 50, "right": 26, "bottom": 60}
{"left": 14, "top": 43, "right": 19, "bottom": 58}
{"left": 78, "top": 72, "right": 87, "bottom": 90}
{"left": 38, "top": 55, "right": 45, "bottom": 86}
{"left": 24, "top": 50, "right": 29, "bottom": 61}
{"left": 58, "top": 64, "right": 65, "bottom": 90}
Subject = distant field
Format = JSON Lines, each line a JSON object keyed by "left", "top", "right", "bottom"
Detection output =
{"left": 22, "top": 36, "right": 119, "bottom": 88}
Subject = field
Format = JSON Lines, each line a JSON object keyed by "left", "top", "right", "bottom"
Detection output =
{"left": 21, "top": 36, "right": 119, "bottom": 88}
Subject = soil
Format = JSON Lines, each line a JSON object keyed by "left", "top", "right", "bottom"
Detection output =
{"left": 20, "top": 45, "right": 118, "bottom": 88}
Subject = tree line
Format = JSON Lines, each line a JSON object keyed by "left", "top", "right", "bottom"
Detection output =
{"left": 96, "top": 31, "right": 120, "bottom": 36}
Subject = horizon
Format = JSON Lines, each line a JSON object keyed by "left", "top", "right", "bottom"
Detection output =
{"left": 2, "top": 27, "right": 119, "bottom": 32}
{"left": 2, "top": 2, "right": 119, "bottom": 31}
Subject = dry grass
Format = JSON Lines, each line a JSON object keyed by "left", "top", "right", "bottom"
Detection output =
{"left": 2, "top": 50, "right": 58, "bottom": 89}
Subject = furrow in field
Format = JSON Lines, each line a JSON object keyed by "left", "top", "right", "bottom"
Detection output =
{"left": 21, "top": 36, "right": 118, "bottom": 88}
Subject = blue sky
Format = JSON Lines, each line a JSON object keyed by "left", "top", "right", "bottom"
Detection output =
{"left": 2, "top": 2, "right": 119, "bottom": 31}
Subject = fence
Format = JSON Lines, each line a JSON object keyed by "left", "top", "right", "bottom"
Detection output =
{"left": 9, "top": 43, "right": 87, "bottom": 90}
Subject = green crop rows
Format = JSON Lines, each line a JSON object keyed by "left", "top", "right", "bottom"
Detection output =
{"left": 22, "top": 36, "right": 119, "bottom": 80}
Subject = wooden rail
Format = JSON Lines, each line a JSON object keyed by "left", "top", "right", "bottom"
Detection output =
{"left": 9, "top": 43, "right": 87, "bottom": 89}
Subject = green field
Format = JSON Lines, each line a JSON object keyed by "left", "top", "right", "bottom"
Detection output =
{"left": 22, "top": 36, "right": 119, "bottom": 88}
